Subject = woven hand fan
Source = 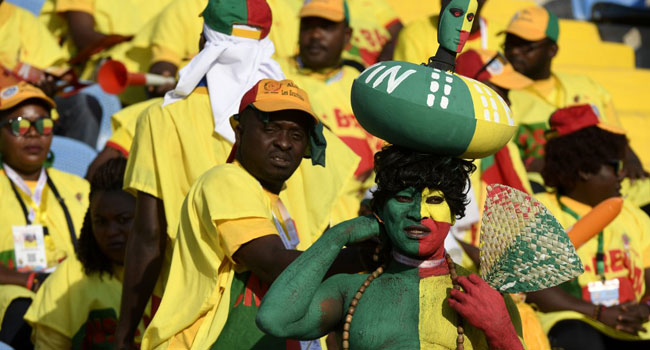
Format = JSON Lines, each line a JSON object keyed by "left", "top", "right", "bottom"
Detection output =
{"left": 479, "top": 184, "right": 584, "bottom": 293}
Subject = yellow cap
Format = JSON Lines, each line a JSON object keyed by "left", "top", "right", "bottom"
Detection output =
{"left": 237, "top": 79, "right": 318, "bottom": 124}
{"left": 299, "top": 0, "right": 348, "bottom": 23}
{"left": 505, "top": 6, "right": 559, "bottom": 42}
{"left": 0, "top": 82, "right": 56, "bottom": 111}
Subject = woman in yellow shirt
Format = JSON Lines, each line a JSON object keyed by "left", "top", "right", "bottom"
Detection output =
{"left": 0, "top": 82, "right": 88, "bottom": 348}
{"left": 25, "top": 158, "right": 153, "bottom": 349}
{"left": 528, "top": 105, "right": 650, "bottom": 349}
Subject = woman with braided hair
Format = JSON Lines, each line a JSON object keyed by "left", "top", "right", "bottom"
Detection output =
{"left": 24, "top": 158, "right": 155, "bottom": 349}
{"left": 257, "top": 145, "right": 525, "bottom": 349}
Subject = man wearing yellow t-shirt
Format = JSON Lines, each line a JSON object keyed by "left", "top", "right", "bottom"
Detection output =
{"left": 503, "top": 5, "right": 649, "bottom": 208}
{"left": 526, "top": 105, "right": 650, "bottom": 349}
{"left": 279, "top": 0, "right": 378, "bottom": 221}
{"left": 142, "top": 79, "right": 366, "bottom": 350}
{"left": 394, "top": 0, "right": 497, "bottom": 64}
{"left": 115, "top": 1, "right": 360, "bottom": 348}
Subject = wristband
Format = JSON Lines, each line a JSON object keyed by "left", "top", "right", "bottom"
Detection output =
{"left": 25, "top": 272, "right": 37, "bottom": 291}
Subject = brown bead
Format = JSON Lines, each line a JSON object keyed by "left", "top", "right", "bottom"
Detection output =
{"left": 355, "top": 292, "right": 363, "bottom": 299}
{"left": 376, "top": 266, "right": 384, "bottom": 274}
{"left": 457, "top": 334, "right": 464, "bottom": 343}
{"left": 342, "top": 331, "right": 349, "bottom": 340}
{"left": 363, "top": 280, "right": 371, "bottom": 287}
{"left": 348, "top": 306, "right": 356, "bottom": 315}
{"left": 343, "top": 323, "right": 350, "bottom": 331}
{"left": 457, "top": 325, "right": 464, "bottom": 334}
{"left": 342, "top": 340, "right": 349, "bottom": 349}
{"left": 345, "top": 314, "right": 353, "bottom": 323}
{"left": 351, "top": 299, "right": 358, "bottom": 307}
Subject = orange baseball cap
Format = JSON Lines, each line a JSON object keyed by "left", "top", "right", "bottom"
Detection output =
{"left": 0, "top": 82, "right": 56, "bottom": 111}
{"left": 299, "top": 0, "right": 349, "bottom": 23}
{"left": 504, "top": 6, "right": 559, "bottom": 42}
{"left": 456, "top": 49, "right": 533, "bottom": 90}
{"left": 236, "top": 79, "right": 318, "bottom": 124}
{"left": 547, "top": 104, "right": 625, "bottom": 138}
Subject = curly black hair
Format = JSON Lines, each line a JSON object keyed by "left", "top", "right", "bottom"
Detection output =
{"left": 76, "top": 157, "right": 128, "bottom": 278}
{"left": 371, "top": 145, "right": 476, "bottom": 220}
{"left": 542, "top": 126, "right": 627, "bottom": 193}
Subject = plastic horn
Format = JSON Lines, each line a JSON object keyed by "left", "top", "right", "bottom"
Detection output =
{"left": 97, "top": 60, "right": 175, "bottom": 95}
{"left": 567, "top": 197, "right": 623, "bottom": 249}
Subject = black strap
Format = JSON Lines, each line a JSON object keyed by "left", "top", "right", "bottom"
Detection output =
{"left": 8, "top": 180, "right": 31, "bottom": 225}
{"left": 45, "top": 173, "right": 78, "bottom": 250}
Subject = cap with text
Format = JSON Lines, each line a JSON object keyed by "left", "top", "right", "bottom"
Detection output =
{"left": 505, "top": 6, "right": 559, "bottom": 42}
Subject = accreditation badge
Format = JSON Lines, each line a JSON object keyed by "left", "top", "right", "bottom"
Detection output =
{"left": 587, "top": 279, "right": 620, "bottom": 307}
{"left": 12, "top": 225, "right": 47, "bottom": 271}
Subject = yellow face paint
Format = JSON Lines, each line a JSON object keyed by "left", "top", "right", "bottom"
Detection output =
{"left": 420, "top": 188, "right": 454, "bottom": 225}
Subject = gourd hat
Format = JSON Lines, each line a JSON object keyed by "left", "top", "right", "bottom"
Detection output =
{"left": 351, "top": 0, "right": 516, "bottom": 159}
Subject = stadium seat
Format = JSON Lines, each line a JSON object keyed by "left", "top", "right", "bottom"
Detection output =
{"left": 572, "top": 0, "right": 649, "bottom": 21}
{"left": 77, "top": 84, "right": 122, "bottom": 151}
{"left": 554, "top": 41, "right": 636, "bottom": 68}
{"left": 50, "top": 136, "right": 98, "bottom": 178}
{"left": 618, "top": 110, "right": 650, "bottom": 169}
{"left": 558, "top": 19, "right": 601, "bottom": 43}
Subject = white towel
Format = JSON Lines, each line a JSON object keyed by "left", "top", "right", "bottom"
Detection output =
{"left": 163, "top": 24, "right": 285, "bottom": 143}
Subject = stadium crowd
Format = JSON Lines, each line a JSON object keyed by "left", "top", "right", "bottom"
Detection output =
{"left": 0, "top": 0, "right": 649, "bottom": 349}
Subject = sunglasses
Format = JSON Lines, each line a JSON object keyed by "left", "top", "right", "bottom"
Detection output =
{"left": 0, "top": 116, "right": 54, "bottom": 137}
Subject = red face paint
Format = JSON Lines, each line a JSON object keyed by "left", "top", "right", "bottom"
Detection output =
{"left": 418, "top": 218, "right": 451, "bottom": 278}
{"left": 457, "top": 30, "right": 470, "bottom": 52}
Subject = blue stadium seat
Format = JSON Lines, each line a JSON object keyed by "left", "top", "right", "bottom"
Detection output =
{"left": 7, "top": 0, "right": 45, "bottom": 15}
{"left": 77, "top": 84, "right": 122, "bottom": 151}
{"left": 572, "top": 0, "right": 648, "bottom": 20}
{"left": 50, "top": 136, "right": 98, "bottom": 178}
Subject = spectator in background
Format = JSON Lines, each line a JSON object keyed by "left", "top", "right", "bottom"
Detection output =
{"left": 279, "top": 0, "right": 379, "bottom": 222}
{"left": 527, "top": 105, "right": 650, "bottom": 350}
{"left": 503, "top": 5, "right": 649, "bottom": 208}
{"left": 0, "top": 82, "right": 88, "bottom": 349}
{"left": 24, "top": 158, "right": 156, "bottom": 349}
{"left": 345, "top": 0, "right": 403, "bottom": 65}
{"left": 394, "top": 0, "right": 496, "bottom": 64}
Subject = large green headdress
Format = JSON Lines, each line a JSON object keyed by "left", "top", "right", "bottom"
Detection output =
{"left": 351, "top": 60, "right": 515, "bottom": 158}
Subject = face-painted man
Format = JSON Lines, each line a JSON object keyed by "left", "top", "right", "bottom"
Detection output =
{"left": 438, "top": 0, "right": 478, "bottom": 53}
{"left": 380, "top": 187, "right": 453, "bottom": 261}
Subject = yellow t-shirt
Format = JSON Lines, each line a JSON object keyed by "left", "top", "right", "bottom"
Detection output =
{"left": 0, "top": 1, "right": 67, "bottom": 70}
{"left": 106, "top": 97, "right": 163, "bottom": 156}
{"left": 47, "top": 0, "right": 172, "bottom": 60}
{"left": 393, "top": 15, "right": 500, "bottom": 64}
{"left": 125, "top": 86, "right": 358, "bottom": 242}
{"left": 24, "top": 257, "right": 155, "bottom": 349}
{"left": 140, "top": 163, "right": 328, "bottom": 349}
{"left": 0, "top": 168, "right": 89, "bottom": 329}
{"left": 534, "top": 192, "right": 650, "bottom": 341}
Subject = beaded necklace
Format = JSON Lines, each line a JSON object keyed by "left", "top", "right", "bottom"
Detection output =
{"left": 341, "top": 252, "right": 465, "bottom": 350}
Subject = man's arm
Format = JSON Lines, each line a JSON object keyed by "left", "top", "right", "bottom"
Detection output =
{"left": 256, "top": 216, "right": 379, "bottom": 340}
{"left": 63, "top": 11, "right": 107, "bottom": 52}
{"left": 527, "top": 285, "right": 647, "bottom": 335}
{"left": 115, "top": 192, "right": 167, "bottom": 350}
{"left": 377, "top": 21, "right": 403, "bottom": 62}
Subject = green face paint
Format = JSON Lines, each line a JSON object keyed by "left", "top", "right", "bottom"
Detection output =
{"left": 379, "top": 187, "right": 452, "bottom": 259}
{"left": 438, "top": 0, "right": 478, "bottom": 53}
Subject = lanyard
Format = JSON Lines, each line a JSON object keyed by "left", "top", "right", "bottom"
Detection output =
{"left": 4, "top": 166, "right": 78, "bottom": 250}
{"left": 4, "top": 164, "right": 47, "bottom": 223}
{"left": 557, "top": 194, "right": 605, "bottom": 278}
{"left": 272, "top": 198, "right": 300, "bottom": 250}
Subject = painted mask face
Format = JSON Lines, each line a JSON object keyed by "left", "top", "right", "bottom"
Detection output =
{"left": 380, "top": 187, "right": 454, "bottom": 259}
{"left": 438, "top": 0, "right": 478, "bottom": 53}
